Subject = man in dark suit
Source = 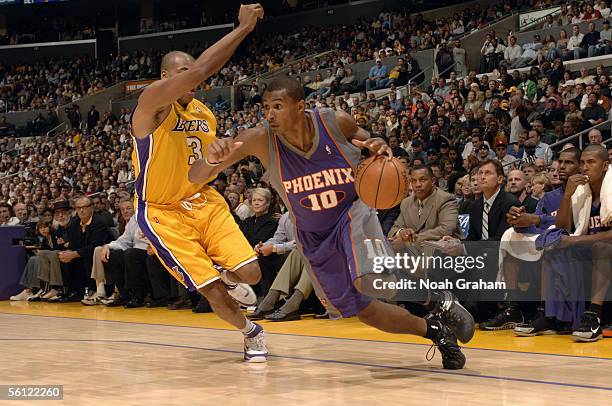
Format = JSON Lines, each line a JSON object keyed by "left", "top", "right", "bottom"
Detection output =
{"left": 442, "top": 159, "right": 520, "bottom": 324}
{"left": 53, "top": 196, "right": 113, "bottom": 302}
{"left": 464, "top": 159, "right": 520, "bottom": 242}
{"left": 87, "top": 105, "right": 100, "bottom": 130}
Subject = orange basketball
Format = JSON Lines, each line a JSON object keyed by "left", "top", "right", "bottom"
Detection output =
{"left": 355, "top": 155, "right": 409, "bottom": 209}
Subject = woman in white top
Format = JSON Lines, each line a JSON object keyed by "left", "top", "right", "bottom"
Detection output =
{"left": 595, "top": 1, "right": 611, "bottom": 18}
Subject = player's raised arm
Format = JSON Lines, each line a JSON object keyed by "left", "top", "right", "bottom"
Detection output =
{"left": 133, "top": 4, "right": 263, "bottom": 136}
{"left": 188, "top": 126, "right": 268, "bottom": 184}
{"left": 334, "top": 110, "right": 392, "bottom": 159}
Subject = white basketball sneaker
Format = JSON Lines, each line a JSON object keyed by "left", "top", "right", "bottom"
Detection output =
{"left": 219, "top": 269, "right": 257, "bottom": 307}
{"left": 10, "top": 289, "right": 33, "bottom": 301}
{"left": 244, "top": 323, "right": 268, "bottom": 363}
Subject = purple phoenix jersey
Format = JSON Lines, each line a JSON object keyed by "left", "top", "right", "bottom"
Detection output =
{"left": 265, "top": 109, "right": 392, "bottom": 317}
{"left": 588, "top": 202, "right": 611, "bottom": 235}
{"left": 275, "top": 114, "right": 358, "bottom": 232}
{"left": 517, "top": 187, "right": 564, "bottom": 234}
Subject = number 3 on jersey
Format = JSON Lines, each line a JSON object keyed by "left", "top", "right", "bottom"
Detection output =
{"left": 187, "top": 136, "right": 203, "bottom": 165}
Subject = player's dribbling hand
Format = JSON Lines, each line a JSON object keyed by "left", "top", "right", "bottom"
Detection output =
{"left": 351, "top": 138, "right": 393, "bottom": 160}
{"left": 206, "top": 138, "right": 244, "bottom": 165}
{"left": 238, "top": 3, "right": 265, "bottom": 31}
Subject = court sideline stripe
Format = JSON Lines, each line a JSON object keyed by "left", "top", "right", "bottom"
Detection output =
{"left": 0, "top": 337, "right": 611, "bottom": 393}
{"left": 1, "top": 311, "right": 610, "bottom": 361}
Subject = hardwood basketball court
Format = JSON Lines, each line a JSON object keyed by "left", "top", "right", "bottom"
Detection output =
{"left": 1, "top": 301, "right": 610, "bottom": 405}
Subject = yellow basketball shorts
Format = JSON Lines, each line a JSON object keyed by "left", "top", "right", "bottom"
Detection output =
{"left": 136, "top": 189, "right": 257, "bottom": 290}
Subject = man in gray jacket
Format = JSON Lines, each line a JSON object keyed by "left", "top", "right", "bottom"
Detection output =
{"left": 389, "top": 165, "right": 461, "bottom": 247}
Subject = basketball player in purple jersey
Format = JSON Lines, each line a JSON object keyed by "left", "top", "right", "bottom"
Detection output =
{"left": 190, "top": 76, "right": 475, "bottom": 369}
{"left": 555, "top": 145, "right": 611, "bottom": 342}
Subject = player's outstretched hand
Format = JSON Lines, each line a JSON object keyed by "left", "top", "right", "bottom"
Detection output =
{"left": 352, "top": 138, "right": 393, "bottom": 160}
{"left": 206, "top": 138, "right": 243, "bottom": 165}
{"left": 238, "top": 3, "right": 264, "bottom": 31}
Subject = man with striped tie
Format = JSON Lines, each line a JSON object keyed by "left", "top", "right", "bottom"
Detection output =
{"left": 441, "top": 159, "right": 520, "bottom": 326}
{"left": 471, "top": 159, "right": 521, "bottom": 329}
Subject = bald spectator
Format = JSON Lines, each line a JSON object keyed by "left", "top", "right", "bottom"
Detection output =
{"left": 507, "top": 169, "right": 538, "bottom": 213}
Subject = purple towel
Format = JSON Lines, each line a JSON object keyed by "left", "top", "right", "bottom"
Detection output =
{"left": 535, "top": 228, "right": 584, "bottom": 327}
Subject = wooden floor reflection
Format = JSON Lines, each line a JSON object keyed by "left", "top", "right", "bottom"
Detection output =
{"left": 0, "top": 303, "right": 611, "bottom": 405}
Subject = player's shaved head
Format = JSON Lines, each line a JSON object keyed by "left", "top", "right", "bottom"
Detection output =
{"left": 582, "top": 144, "right": 609, "bottom": 162}
{"left": 161, "top": 51, "right": 194, "bottom": 72}
{"left": 265, "top": 75, "right": 305, "bottom": 101}
{"left": 559, "top": 147, "right": 581, "bottom": 164}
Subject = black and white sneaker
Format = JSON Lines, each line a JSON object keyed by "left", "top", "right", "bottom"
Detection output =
{"left": 514, "top": 308, "right": 556, "bottom": 337}
{"left": 429, "top": 291, "right": 475, "bottom": 343}
{"left": 480, "top": 306, "right": 523, "bottom": 331}
{"left": 572, "top": 311, "right": 603, "bottom": 342}
{"left": 427, "top": 319, "right": 466, "bottom": 370}
{"left": 554, "top": 320, "right": 573, "bottom": 335}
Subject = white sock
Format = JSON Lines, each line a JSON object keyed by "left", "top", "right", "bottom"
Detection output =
{"left": 96, "top": 282, "right": 106, "bottom": 298}
{"left": 240, "top": 319, "right": 256, "bottom": 335}
{"left": 220, "top": 270, "right": 236, "bottom": 285}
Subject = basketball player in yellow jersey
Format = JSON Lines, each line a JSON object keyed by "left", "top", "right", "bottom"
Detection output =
{"left": 130, "top": 4, "right": 268, "bottom": 363}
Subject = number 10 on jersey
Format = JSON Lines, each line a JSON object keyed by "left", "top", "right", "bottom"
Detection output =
{"left": 306, "top": 190, "right": 339, "bottom": 211}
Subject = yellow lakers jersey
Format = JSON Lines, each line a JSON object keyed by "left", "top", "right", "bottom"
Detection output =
{"left": 132, "top": 98, "right": 217, "bottom": 205}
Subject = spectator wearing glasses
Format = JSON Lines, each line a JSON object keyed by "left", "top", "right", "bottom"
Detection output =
{"left": 52, "top": 197, "right": 113, "bottom": 303}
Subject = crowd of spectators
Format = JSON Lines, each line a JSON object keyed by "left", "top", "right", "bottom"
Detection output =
{"left": 539, "top": 0, "right": 611, "bottom": 28}
{"left": 478, "top": 20, "right": 610, "bottom": 74}
{"left": 1, "top": 0, "right": 611, "bottom": 337}
{"left": 2, "top": 51, "right": 610, "bottom": 326}
{"left": 0, "top": 57, "right": 113, "bottom": 113}
{"left": 1, "top": 1, "right": 516, "bottom": 113}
